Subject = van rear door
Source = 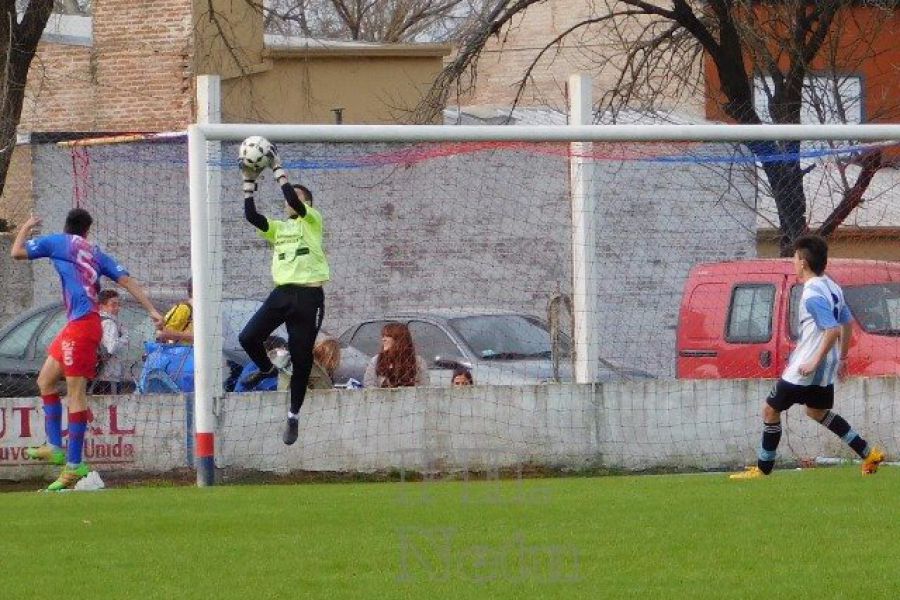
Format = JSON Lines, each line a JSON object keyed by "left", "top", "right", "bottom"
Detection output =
{"left": 678, "top": 271, "right": 786, "bottom": 378}
{"left": 718, "top": 274, "right": 787, "bottom": 378}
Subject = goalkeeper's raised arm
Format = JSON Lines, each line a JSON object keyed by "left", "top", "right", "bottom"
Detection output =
{"left": 242, "top": 163, "right": 269, "bottom": 231}
{"left": 270, "top": 148, "right": 306, "bottom": 217}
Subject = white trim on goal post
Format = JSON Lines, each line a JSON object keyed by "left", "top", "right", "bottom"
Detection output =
{"left": 187, "top": 121, "right": 900, "bottom": 487}
{"left": 188, "top": 124, "right": 216, "bottom": 487}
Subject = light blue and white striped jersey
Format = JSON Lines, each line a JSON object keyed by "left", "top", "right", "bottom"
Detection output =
{"left": 783, "top": 275, "right": 852, "bottom": 386}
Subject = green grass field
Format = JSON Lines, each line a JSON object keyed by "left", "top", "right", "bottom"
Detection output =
{"left": 2, "top": 467, "right": 899, "bottom": 599}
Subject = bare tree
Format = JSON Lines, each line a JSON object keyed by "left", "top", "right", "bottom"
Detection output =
{"left": 419, "top": 0, "right": 899, "bottom": 255}
{"left": 1, "top": 1, "right": 54, "bottom": 198}
{"left": 259, "top": 0, "right": 475, "bottom": 42}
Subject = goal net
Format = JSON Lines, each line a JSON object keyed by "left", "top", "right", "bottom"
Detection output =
{"left": 1, "top": 125, "right": 898, "bottom": 484}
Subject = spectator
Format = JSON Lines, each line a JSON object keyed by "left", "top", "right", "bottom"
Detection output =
{"left": 451, "top": 367, "right": 473, "bottom": 386}
{"left": 309, "top": 338, "right": 341, "bottom": 389}
{"left": 363, "top": 322, "right": 430, "bottom": 388}
{"left": 157, "top": 278, "right": 193, "bottom": 344}
{"left": 90, "top": 289, "right": 131, "bottom": 394}
{"left": 234, "top": 336, "right": 287, "bottom": 392}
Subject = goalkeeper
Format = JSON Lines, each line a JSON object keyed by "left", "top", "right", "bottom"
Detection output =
{"left": 239, "top": 147, "right": 329, "bottom": 445}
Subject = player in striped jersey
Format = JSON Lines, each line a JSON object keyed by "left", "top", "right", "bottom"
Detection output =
{"left": 11, "top": 209, "right": 162, "bottom": 490}
{"left": 731, "top": 235, "right": 885, "bottom": 479}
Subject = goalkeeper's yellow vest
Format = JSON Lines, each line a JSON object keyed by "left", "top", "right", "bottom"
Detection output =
{"left": 258, "top": 206, "right": 330, "bottom": 286}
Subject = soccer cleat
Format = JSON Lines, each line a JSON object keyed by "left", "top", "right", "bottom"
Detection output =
{"left": 862, "top": 447, "right": 886, "bottom": 476}
{"left": 25, "top": 445, "right": 66, "bottom": 466}
{"left": 283, "top": 417, "right": 299, "bottom": 446}
{"left": 729, "top": 466, "right": 766, "bottom": 480}
{"left": 47, "top": 464, "right": 90, "bottom": 492}
{"left": 242, "top": 366, "right": 278, "bottom": 390}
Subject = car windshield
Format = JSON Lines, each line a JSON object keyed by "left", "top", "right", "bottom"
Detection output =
{"left": 845, "top": 283, "right": 900, "bottom": 336}
{"left": 449, "top": 315, "right": 571, "bottom": 360}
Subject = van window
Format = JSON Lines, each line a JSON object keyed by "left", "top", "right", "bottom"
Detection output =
{"left": 845, "top": 283, "right": 900, "bottom": 335}
{"left": 726, "top": 285, "right": 775, "bottom": 343}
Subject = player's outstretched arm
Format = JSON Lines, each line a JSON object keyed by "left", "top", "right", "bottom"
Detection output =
{"left": 242, "top": 164, "right": 269, "bottom": 231}
{"left": 118, "top": 275, "right": 163, "bottom": 327}
{"left": 269, "top": 148, "right": 306, "bottom": 218}
{"left": 10, "top": 215, "right": 41, "bottom": 260}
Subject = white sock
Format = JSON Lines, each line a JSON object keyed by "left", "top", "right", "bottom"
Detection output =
{"left": 288, "top": 412, "right": 298, "bottom": 420}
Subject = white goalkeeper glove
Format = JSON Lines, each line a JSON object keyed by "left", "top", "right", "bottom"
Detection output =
{"left": 268, "top": 146, "right": 287, "bottom": 183}
{"left": 241, "top": 164, "right": 260, "bottom": 197}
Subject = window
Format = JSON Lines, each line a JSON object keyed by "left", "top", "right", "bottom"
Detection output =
{"left": 845, "top": 283, "right": 900, "bottom": 335}
{"left": 0, "top": 312, "right": 49, "bottom": 358}
{"left": 19, "top": 0, "right": 93, "bottom": 46}
{"left": 408, "top": 321, "right": 461, "bottom": 366}
{"left": 726, "top": 285, "right": 775, "bottom": 343}
{"left": 34, "top": 311, "right": 68, "bottom": 361}
{"left": 449, "top": 314, "right": 554, "bottom": 359}
{"left": 349, "top": 322, "right": 388, "bottom": 356}
{"left": 754, "top": 75, "right": 862, "bottom": 125}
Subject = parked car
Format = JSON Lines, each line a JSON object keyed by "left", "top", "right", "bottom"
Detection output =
{"left": 0, "top": 298, "right": 279, "bottom": 397}
{"left": 336, "top": 310, "right": 652, "bottom": 386}
{"left": 676, "top": 258, "right": 900, "bottom": 379}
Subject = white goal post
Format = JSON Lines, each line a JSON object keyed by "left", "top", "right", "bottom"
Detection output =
{"left": 188, "top": 121, "right": 900, "bottom": 486}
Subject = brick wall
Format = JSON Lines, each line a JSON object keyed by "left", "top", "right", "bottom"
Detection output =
{"left": 19, "top": 0, "right": 194, "bottom": 133}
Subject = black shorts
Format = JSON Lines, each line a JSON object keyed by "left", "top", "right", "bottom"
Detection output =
{"left": 766, "top": 379, "right": 834, "bottom": 412}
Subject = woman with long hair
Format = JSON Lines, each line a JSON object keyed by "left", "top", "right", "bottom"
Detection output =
{"left": 363, "top": 322, "right": 430, "bottom": 388}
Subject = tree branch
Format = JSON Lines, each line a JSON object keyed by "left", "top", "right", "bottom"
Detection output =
{"left": 816, "top": 150, "right": 883, "bottom": 238}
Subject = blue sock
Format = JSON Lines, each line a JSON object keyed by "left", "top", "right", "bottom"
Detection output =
{"left": 42, "top": 394, "right": 63, "bottom": 448}
{"left": 66, "top": 410, "right": 89, "bottom": 466}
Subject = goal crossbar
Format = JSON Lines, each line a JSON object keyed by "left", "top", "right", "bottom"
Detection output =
{"left": 194, "top": 123, "right": 900, "bottom": 143}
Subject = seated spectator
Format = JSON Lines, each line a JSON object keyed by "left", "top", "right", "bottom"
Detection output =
{"left": 363, "top": 322, "right": 430, "bottom": 388}
{"left": 451, "top": 367, "right": 473, "bottom": 386}
{"left": 308, "top": 338, "right": 341, "bottom": 389}
{"left": 235, "top": 336, "right": 287, "bottom": 392}
{"left": 90, "top": 289, "right": 132, "bottom": 395}
{"left": 157, "top": 278, "right": 193, "bottom": 344}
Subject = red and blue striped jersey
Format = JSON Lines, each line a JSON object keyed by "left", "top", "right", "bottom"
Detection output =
{"left": 25, "top": 233, "right": 129, "bottom": 321}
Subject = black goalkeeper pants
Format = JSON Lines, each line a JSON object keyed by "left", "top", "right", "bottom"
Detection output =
{"left": 239, "top": 285, "right": 324, "bottom": 413}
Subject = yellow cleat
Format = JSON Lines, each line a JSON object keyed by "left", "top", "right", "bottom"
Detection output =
{"left": 862, "top": 447, "right": 886, "bottom": 476}
{"left": 729, "top": 466, "right": 766, "bottom": 480}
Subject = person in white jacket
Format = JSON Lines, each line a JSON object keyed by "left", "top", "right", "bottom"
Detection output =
{"left": 90, "top": 289, "right": 130, "bottom": 394}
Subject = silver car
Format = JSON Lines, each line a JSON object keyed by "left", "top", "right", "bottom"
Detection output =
{"left": 336, "top": 311, "right": 652, "bottom": 386}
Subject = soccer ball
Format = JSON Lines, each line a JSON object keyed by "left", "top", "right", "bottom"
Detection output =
{"left": 239, "top": 136, "right": 273, "bottom": 171}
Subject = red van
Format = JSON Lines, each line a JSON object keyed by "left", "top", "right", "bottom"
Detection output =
{"left": 677, "top": 259, "right": 900, "bottom": 379}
